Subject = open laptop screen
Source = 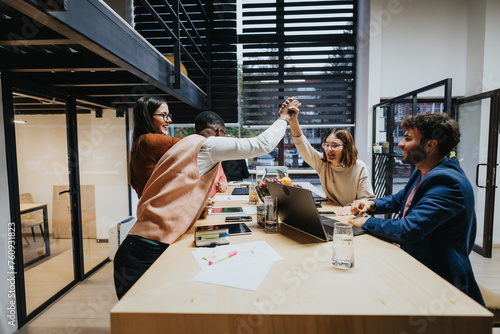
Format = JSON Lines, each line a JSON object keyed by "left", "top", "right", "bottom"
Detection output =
{"left": 267, "top": 182, "right": 331, "bottom": 241}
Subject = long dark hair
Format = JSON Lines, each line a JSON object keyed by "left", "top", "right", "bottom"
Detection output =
{"left": 129, "top": 96, "right": 167, "bottom": 190}
{"left": 131, "top": 96, "right": 166, "bottom": 141}
{"left": 321, "top": 128, "right": 358, "bottom": 168}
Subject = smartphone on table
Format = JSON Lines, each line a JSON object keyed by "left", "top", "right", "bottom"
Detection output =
{"left": 225, "top": 216, "right": 252, "bottom": 222}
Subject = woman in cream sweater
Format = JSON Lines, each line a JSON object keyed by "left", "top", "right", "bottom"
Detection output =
{"left": 288, "top": 106, "right": 374, "bottom": 206}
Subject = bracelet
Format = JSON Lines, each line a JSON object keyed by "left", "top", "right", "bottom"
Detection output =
{"left": 279, "top": 117, "right": 289, "bottom": 124}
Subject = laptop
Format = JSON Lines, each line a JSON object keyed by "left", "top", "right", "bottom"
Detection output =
{"left": 267, "top": 182, "right": 365, "bottom": 241}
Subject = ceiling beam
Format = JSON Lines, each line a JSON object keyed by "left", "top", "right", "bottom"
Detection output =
{"left": 0, "top": 53, "right": 119, "bottom": 71}
{"left": 2, "top": 0, "right": 206, "bottom": 109}
{"left": 0, "top": 39, "right": 74, "bottom": 45}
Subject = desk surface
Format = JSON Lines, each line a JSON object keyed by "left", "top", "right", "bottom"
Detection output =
{"left": 20, "top": 202, "right": 48, "bottom": 213}
{"left": 111, "top": 186, "right": 492, "bottom": 334}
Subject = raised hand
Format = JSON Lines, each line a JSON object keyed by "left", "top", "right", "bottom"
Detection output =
{"left": 278, "top": 96, "right": 301, "bottom": 120}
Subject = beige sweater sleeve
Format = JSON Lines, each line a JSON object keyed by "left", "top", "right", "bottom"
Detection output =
{"left": 292, "top": 134, "right": 375, "bottom": 205}
{"left": 292, "top": 134, "right": 323, "bottom": 170}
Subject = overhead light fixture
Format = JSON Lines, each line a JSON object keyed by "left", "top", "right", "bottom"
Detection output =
{"left": 14, "top": 119, "right": 27, "bottom": 124}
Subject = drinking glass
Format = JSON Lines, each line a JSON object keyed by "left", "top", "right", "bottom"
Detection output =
{"left": 331, "top": 222, "right": 354, "bottom": 269}
{"left": 257, "top": 204, "right": 266, "bottom": 227}
{"left": 249, "top": 187, "right": 259, "bottom": 205}
{"left": 264, "top": 196, "right": 278, "bottom": 233}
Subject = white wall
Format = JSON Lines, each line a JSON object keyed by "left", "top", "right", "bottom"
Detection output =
{"left": 355, "top": 0, "right": 374, "bottom": 163}
{"left": 482, "top": 0, "right": 500, "bottom": 94}
{"left": 378, "top": 0, "right": 469, "bottom": 97}
{"left": 0, "top": 81, "right": 17, "bottom": 333}
{"left": 465, "top": 0, "right": 486, "bottom": 95}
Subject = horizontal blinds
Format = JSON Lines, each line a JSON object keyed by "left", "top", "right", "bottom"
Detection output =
{"left": 208, "top": 1, "right": 239, "bottom": 123}
{"left": 133, "top": 0, "right": 238, "bottom": 122}
{"left": 240, "top": 0, "right": 356, "bottom": 126}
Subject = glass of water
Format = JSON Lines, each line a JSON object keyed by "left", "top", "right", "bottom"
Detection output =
{"left": 249, "top": 187, "right": 259, "bottom": 205}
{"left": 264, "top": 196, "right": 278, "bottom": 233}
{"left": 331, "top": 222, "right": 354, "bottom": 269}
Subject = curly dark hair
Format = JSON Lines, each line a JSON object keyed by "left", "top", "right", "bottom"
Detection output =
{"left": 401, "top": 112, "right": 460, "bottom": 157}
{"left": 194, "top": 111, "right": 225, "bottom": 133}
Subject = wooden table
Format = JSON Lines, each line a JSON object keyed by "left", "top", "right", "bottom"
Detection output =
{"left": 20, "top": 202, "right": 50, "bottom": 265}
{"left": 111, "top": 187, "right": 493, "bottom": 334}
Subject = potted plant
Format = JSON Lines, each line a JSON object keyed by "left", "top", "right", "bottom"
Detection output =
{"left": 382, "top": 142, "right": 390, "bottom": 154}
{"left": 372, "top": 143, "right": 382, "bottom": 154}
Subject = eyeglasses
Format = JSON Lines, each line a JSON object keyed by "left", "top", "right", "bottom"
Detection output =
{"left": 322, "top": 142, "right": 344, "bottom": 150}
{"left": 153, "top": 113, "right": 172, "bottom": 122}
{"left": 216, "top": 128, "right": 226, "bottom": 136}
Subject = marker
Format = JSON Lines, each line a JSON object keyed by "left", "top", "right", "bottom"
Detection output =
{"left": 208, "top": 250, "right": 238, "bottom": 265}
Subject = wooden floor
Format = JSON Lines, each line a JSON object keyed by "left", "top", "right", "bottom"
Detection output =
{"left": 23, "top": 237, "right": 109, "bottom": 314}
{"left": 14, "top": 248, "right": 500, "bottom": 334}
{"left": 15, "top": 261, "right": 117, "bottom": 334}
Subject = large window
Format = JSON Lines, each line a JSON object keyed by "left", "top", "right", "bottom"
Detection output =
{"left": 239, "top": 0, "right": 356, "bottom": 128}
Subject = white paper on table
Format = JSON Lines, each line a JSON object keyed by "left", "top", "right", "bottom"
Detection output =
{"left": 191, "top": 241, "right": 282, "bottom": 290}
{"left": 228, "top": 181, "right": 253, "bottom": 186}
{"left": 213, "top": 195, "right": 249, "bottom": 201}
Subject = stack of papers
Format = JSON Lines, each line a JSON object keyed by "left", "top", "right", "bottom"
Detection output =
{"left": 213, "top": 195, "right": 249, "bottom": 202}
{"left": 192, "top": 241, "right": 282, "bottom": 290}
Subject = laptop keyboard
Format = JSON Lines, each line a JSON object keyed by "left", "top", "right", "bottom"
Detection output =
{"left": 323, "top": 223, "right": 334, "bottom": 237}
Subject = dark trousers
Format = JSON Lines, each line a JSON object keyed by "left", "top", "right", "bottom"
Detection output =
{"left": 113, "top": 234, "right": 169, "bottom": 299}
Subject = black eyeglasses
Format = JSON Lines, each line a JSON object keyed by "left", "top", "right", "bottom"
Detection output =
{"left": 217, "top": 128, "right": 226, "bottom": 136}
{"left": 153, "top": 113, "right": 172, "bottom": 122}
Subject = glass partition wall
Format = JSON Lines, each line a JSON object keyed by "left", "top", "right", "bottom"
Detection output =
{"left": 5, "top": 82, "right": 130, "bottom": 325}
{"left": 13, "top": 89, "right": 76, "bottom": 315}
{"left": 455, "top": 90, "right": 500, "bottom": 257}
{"left": 76, "top": 103, "right": 129, "bottom": 274}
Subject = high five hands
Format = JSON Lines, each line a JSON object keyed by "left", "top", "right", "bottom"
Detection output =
{"left": 279, "top": 96, "right": 301, "bottom": 121}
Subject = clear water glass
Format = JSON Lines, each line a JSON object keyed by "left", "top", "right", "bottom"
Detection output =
{"left": 264, "top": 196, "right": 278, "bottom": 233}
{"left": 331, "top": 222, "right": 354, "bottom": 269}
{"left": 249, "top": 187, "right": 259, "bottom": 205}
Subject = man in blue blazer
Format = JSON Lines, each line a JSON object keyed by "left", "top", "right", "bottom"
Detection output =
{"left": 350, "top": 112, "right": 484, "bottom": 306}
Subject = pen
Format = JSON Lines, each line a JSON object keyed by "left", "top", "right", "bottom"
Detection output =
{"left": 208, "top": 250, "right": 237, "bottom": 265}
{"left": 318, "top": 211, "right": 336, "bottom": 215}
{"left": 197, "top": 233, "right": 229, "bottom": 240}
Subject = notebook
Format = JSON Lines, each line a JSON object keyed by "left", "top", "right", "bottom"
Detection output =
{"left": 267, "top": 182, "right": 365, "bottom": 241}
